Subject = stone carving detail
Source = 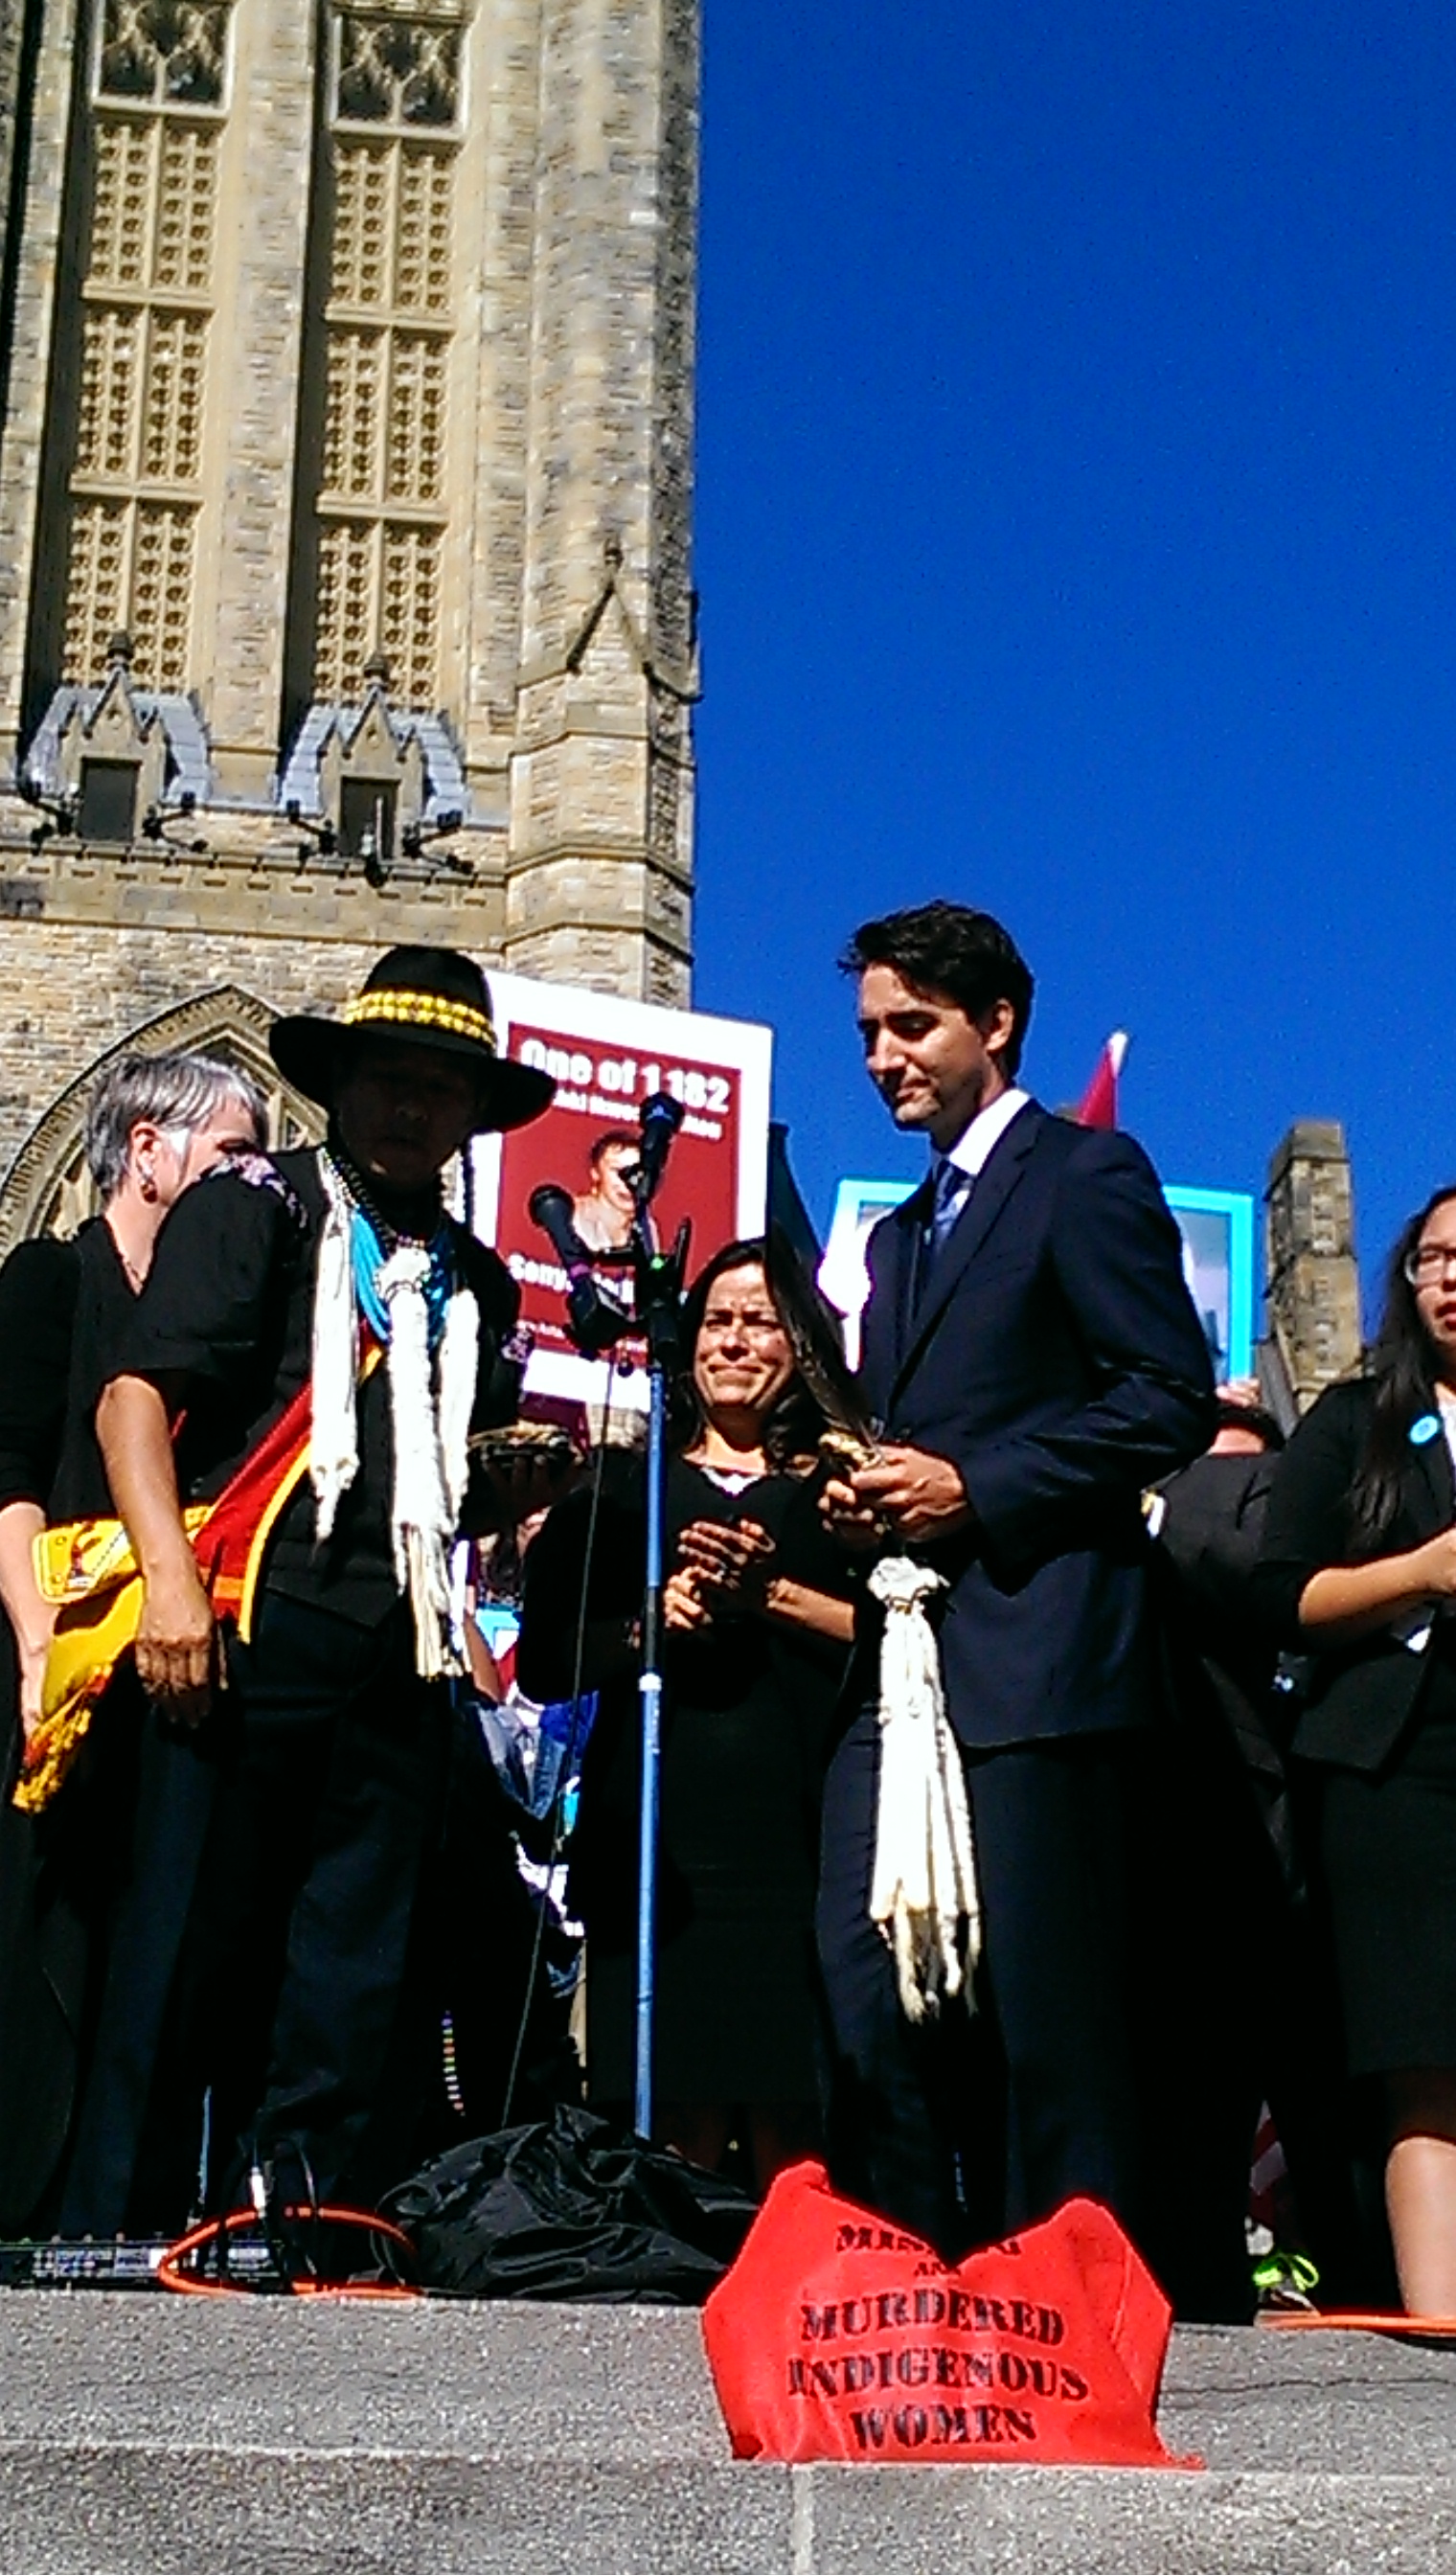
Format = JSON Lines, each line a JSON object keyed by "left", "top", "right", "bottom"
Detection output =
{"left": 129, "top": 505, "right": 196, "bottom": 687}
{"left": 314, "top": 519, "right": 442, "bottom": 711}
{"left": 315, "top": 316, "right": 447, "bottom": 697}
{"left": 62, "top": 11, "right": 227, "bottom": 683}
{"left": 395, "top": 153, "right": 453, "bottom": 313}
{"left": 335, "top": 16, "right": 462, "bottom": 128}
{"left": 91, "top": 116, "right": 218, "bottom": 293}
{"left": 98, "top": 1, "right": 231, "bottom": 109}
{"left": 379, "top": 524, "right": 442, "bottom": 701}
{"left": 89, "top": 118, "right": 151, "bottom": 285}
{"left": 314, "top": 519, "right": 375, "bottom": 703}
{"left": 63, "top": 505, "right": 129, "bottom": 684}
{"left": 315, "top": 20, "right": 457, "bottom": 706}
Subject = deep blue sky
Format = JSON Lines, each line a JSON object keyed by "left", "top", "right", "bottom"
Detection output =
{"left": 690, "top": 1, "right": 1456, "bottom": 1304}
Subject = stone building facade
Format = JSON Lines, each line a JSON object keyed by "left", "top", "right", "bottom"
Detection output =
{"left": 0, "top": 0, "right": 698, "bottom": 1245}
{"left": 1262, "top": 1119, "right": 1364, "bottom": 1421}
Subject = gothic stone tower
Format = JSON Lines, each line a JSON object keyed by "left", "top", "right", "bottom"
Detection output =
{"left": 0, "top": 0, "right": 698, "bottom": 1243}
{"left": 1262, "top": 1119, "right": 1364, "bottom": 1419}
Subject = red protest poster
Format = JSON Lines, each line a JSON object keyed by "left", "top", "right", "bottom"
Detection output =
{"left": 469, "top": 972, "right": 774, "bottom": 1407}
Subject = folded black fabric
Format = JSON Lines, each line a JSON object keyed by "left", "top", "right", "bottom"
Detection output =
{"left": 382, "top": 2104, "right": 757, "bottom": 2303}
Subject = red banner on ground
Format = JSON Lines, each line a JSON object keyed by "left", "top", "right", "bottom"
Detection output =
{"left": 701, "top": 2163, "right": 1194, "bottom": 2469}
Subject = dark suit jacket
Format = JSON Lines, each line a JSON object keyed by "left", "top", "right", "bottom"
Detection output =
{"left": 1255, "top": 1376, "right": 1455, "bottom": 1772}
{"left": 858, "top": 1100, "right": 1217, "bottom": 1750}
{"left": 1155, "top": 1449, "right": 1288, "bottom": 1777}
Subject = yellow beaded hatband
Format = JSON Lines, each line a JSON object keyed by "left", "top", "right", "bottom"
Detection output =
{"left": 342, "top": 989, "right": 498, "bottom": 1052}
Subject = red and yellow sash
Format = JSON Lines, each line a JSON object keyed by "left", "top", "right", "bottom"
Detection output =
{"left": 13, "top": 1348, "right": 379, "bottom": 1815}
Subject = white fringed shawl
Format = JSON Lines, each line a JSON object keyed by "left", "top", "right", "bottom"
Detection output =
{"left": 311, "top": 1153, "right": 478, "bottom": 1678}
{"left": 867, "top": 1556, "right": 982, "bottom": 2022}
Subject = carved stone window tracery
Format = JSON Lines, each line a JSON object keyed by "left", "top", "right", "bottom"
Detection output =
{"left": 394, "top": 149, "right": 452, "bottom": 312}
{"left": 386, "top": 334, "right": 445, "bottom": 502}
{"left": 98, "top": 0, "right": 230, "bottom": 110}
{"left": 63, "top": 505, "right": 129, "bottom": 680}
{"left": 335, "top": 14, "right": 462, "bottom": 128}
{"left": 311, "top": 7, "right": 461, "bottom": 710}
{"left": 61, "top": 6, "right": 232, "bottom": 686}
{"left": 154, "top": 124, "right": 219, "bottom": 287}
{"left": 129, "top": 503, "right": 196, "bottom": 682}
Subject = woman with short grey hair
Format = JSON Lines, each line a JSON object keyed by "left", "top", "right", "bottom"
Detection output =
{"left": 83, "top": 1052, "right": 266, "bottom": 1211}
{"left": 0, "top": 1046, "right": 263, "bottom": 1707}
{"left": 0, "top": 1046, "right": 263, "bottom": 2234}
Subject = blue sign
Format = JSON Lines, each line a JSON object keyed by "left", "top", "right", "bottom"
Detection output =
{"left": 820, "top": 1172, "right": 1256, "bottom": 1384}
{"left": 1163, "top": 1186, "right": 1256, "bottom": 1384}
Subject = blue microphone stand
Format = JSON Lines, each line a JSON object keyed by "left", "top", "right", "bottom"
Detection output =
{"left": 532, "top": 1098, "right": 688, "bottom": 2142}
{"left": 624, "top": 1127, "right": 688, "bottom": 2139}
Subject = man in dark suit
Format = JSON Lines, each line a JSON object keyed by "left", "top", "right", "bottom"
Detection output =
{"left": 818, "top": 900, "right": 1217, "bottom": 2256}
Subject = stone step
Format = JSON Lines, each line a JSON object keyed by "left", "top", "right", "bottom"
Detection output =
{"left": 1, "top": 2297, "right": 1454, "bottom": 2571}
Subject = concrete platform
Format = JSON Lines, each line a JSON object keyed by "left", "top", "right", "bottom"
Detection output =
{"left": 2, "top": 2296, "right": 1456, "bottom": 2571}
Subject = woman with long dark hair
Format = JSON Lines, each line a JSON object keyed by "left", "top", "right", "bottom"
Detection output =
{"left": 518, "top": 1239, "right": 857, "bottom": 2189}
{"left": 1259, "top": 1184, "right": 1456, "bottom": 2313}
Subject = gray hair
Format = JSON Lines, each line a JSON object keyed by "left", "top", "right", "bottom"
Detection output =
{"left": 84, "top": 1051, "right": 266, "bottom": 1202}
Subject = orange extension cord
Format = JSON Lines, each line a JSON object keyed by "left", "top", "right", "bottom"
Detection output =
{"left": 1261, "top": 2309, "right": 1456, "bottom": 2339}
{"left": 157, "top": 2204, "right": 420, "bottom": 2300}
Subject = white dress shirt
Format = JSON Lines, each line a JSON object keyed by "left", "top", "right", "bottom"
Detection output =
{"left": 932, "top": 1086, "right": 1031, "bottom": 1222}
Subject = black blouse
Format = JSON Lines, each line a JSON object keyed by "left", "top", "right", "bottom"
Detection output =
{"left": 1255, "top": 1376, "right": 1456, "bottom": 1772}
{"left": 0, "top": 1221, "right": 137, "bottom": 1527}
{"left": 518, "top": 1450, "right": 857, "bottom": 1940}
{"left": 51, "top": 1222, "right": 139, "bottom": 1523}
{"left": 0, "top": 1235, "right": 83, "bottom": 1516}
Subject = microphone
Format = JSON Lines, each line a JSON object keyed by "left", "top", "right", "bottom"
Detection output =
{"left": 529, "top": 1184, "right": 629, "bottom": 1354}
{"left": 635, "top": 1091, "right": 685, "bottom": 1207}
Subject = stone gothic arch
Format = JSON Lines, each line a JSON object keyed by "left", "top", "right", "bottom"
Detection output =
{"left": 0, "top": 984, "right": 325, "bottom": 1255}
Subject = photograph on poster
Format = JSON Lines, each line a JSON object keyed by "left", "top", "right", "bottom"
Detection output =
{"left": 818, "top": 1174, "right": 1255, "bottom": 1383}
{"left": 470, "top": 973, "right": 774, "bottom": 1408}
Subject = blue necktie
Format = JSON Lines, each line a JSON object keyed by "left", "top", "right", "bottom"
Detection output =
{"left": 930, "top": 1155, "right": 969, "bottom": 1250}
{"left": 914, "top": 1159, "right": 970, "bottom": 1305}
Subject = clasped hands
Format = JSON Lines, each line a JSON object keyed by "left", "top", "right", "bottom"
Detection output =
{"left": 820, "top": 1445, "right": 974, "bottom": 1549}
{"left": 665, "top": 1515, "right": 776, "bottom": 1633}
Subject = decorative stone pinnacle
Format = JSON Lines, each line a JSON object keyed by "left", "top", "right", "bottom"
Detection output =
{"left": 106, "top": 630, "right": 134, "bottom": 671}
{"left": 603, "top": 532, "right": 624, "bottom": 573}
{"left": 363, "top": 649, "right": 392, "bottom": 693}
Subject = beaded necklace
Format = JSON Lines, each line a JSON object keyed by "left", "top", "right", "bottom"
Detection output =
{"left": 323, "top": 1142, "right": 456, "bottom": 1350}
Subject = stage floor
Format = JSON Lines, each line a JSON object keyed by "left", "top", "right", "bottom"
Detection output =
{"left": 1, "top": 2296, "right": 1454, "bottom": 2570}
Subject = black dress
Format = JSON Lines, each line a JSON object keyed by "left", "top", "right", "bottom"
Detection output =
{"left": 0, "top": 1221, "right": 132, "bottom": 2231}
{"left": 1257, "top": 1376, "right": 1456, "bottom": 2078}
{"left": 519, "top": 1455, "right": 854, "bottom": 2108}
{"left": 1318, "top": 1698, "right": 1456, "bottom": 2075}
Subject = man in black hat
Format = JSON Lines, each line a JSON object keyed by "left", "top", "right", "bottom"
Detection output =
{"left": 59, "top": 948, "right": 556, "bottom": 2232}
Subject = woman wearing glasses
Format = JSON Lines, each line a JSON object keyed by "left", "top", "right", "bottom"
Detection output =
{"left": 1259, "top": 1187, "right": 1456, "bottom": 2313}
{"left": 518, "top": 1239, "right": 857, "bottom": 2189}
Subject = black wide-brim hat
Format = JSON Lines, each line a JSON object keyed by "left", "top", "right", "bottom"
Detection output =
{"left": 269, "top": 946, "right": 555, "bottom": 1134}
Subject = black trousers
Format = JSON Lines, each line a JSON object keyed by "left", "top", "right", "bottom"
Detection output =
{"left": 61, "top": 1594, "right": 449, "bottom": 2233}
{"left": 816, "top": 1705, "right": 1146, "bottom": 2259}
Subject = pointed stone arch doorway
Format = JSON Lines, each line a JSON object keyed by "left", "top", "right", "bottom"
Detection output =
{"left": 0, "top": 985, "right": 325, "bottom": 1255}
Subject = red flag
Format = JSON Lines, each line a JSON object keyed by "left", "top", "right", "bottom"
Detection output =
{"left": 1076, "top": 1031, "right": 1128, "bottom": 1130}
